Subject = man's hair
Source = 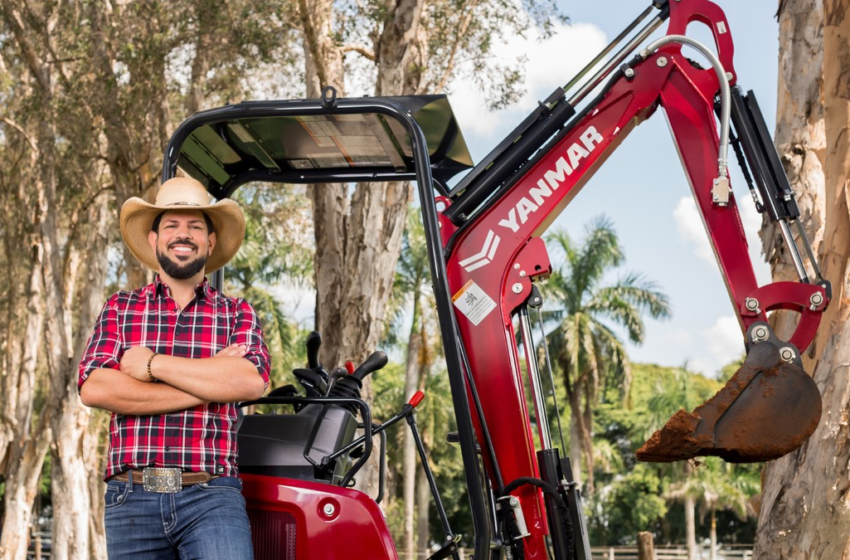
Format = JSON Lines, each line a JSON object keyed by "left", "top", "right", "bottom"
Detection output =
{"left": 151, "top": 211, "right": 215, "bottom": 235}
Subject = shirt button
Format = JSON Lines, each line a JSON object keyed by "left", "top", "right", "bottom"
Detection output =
{"left": 165, "top": 446, "right": 171, "bottom": 452}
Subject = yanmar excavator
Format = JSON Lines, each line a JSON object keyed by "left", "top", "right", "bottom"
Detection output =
{"left": 159, "top": 0, "right": 830, "bottom": 558}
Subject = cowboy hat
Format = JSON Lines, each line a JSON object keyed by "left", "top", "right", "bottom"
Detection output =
{"left": 120, "top": 177, "right": 245, "bottom": 273}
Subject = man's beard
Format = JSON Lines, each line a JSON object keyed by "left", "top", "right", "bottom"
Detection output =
{"left": 157, "top": 246, "right": 208, "bottom": 280}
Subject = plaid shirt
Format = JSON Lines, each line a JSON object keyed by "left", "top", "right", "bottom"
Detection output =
{"left": 79, "top": 276, "right": 270, "bottom": 480}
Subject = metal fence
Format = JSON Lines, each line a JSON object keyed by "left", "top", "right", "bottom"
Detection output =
{"left": 590, "top": 545, "right": 754, "bottom": 560}
{"left": 396, "top": 545, "right": 754, "bottom": 559}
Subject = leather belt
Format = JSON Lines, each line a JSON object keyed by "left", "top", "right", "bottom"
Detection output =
{"left": 111, "top": 468, "right": 218, "bottom": 493}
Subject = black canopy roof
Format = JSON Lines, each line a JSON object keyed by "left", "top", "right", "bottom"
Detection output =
{"left": 168, "top": 94, "right": 473, "bottom": 199}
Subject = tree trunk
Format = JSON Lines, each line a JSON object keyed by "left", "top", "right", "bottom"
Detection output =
{"left": 709, "top": 510, "right": 717, "bottom": 560}
{"left": 72, "top": 194, "right": 113, "bottom": 559}
{"left": 403, "top": 295, "right": 423, "bottom": 558}
{"left": 0, "top": 258, "right": 48, "bottom": 560}
{"left": 568, "top": 387, "right": 584, "bottom": 487}
{"left": 761, "top": 0, "right": 826, "bottom": 346}
{"left": 685, "top": 493, "right": 697, "bottom": 560}
{"left": 756, "top": 0, "right": 850, "bottom": 557}
{"left": 416, "top": 465, "right": 430, "bottom": 559}
{"left": 301, "top": 0, "right": 422, "bottom": 501}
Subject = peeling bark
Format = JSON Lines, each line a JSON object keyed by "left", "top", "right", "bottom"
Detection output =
{"left": 756, "top": 0, "right": 850, "bottom": 557}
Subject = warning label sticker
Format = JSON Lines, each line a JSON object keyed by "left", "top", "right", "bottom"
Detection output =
{"left": 452, "top": 280, "right": 497, "bottom": 326}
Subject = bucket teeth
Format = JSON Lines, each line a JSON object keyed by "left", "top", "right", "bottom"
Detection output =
{"left": 636, "top": 343, "right": 822, "bottom": 463}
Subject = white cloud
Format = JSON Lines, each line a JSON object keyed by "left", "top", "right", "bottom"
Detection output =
{"left": 450, "top": 22, "right": 608, "bottom": 137}
{"left": 688, "top": 315, "right": 745, "bottom": 377}
{"left": 673, "top": 196, "right": 714, "bottom": 264}
{"left": 705, "top": 314, "right": 745, "bottom": 358}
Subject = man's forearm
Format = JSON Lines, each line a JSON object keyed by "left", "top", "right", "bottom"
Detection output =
{"left": 80, "top": 368, "right": 207, "bottom": 415}
{"left": 149, "top": 354, "right": 265, "bottom": 403}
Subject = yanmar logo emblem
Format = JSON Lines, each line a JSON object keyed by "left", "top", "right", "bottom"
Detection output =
{"left": 498, "top": 126, "right": 603, "bottom": 233}
{"left": 459, "top": 230, "right": 501, "bottom": 272}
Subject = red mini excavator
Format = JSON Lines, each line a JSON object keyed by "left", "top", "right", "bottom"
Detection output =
{"left": 161, "top": 0, "right": 830, "bottom": 558}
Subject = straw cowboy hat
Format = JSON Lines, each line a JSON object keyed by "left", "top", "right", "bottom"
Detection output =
{"left": 120, "top": 177, "right": 245, "bottom": 273}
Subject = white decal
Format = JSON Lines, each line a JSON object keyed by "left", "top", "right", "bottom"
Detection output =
{"left": 498, "top": 209, "right": 520, "bottom": 233}
{"left": 459, "top": 230, "right": 501, "bottom": 272}
{"left": 452, "top": 280, "right": 497, "bottom": 326}
{"left": 499, "top": 125, "right": 604, "bottom": 233}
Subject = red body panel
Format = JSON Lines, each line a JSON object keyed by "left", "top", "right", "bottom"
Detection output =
{"left": 241, "top": 473, "right": 397, "bottom": 560}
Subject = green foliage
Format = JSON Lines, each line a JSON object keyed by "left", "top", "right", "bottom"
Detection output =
{"left": 589, "top": 464, "right": 668, "bottom": 545}
{"left": 589, "top": 361, "right": 759, "bottom": 545}
{"left": 542, "top": 217, "right": 670, "bottom": 488}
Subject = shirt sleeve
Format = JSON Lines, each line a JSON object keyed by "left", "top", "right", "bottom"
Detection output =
{"left": 78, "top": 296, "right": 123, "bottom": 392}
{"left": 229, "top": 299, "right": 271, "bottom": 389}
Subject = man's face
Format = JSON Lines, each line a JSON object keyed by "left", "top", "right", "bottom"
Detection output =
{"left": 148, "top": 210, "right": 217, "bottom": 280}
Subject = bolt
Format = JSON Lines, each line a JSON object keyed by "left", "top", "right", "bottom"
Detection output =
{"left": 509, "top": 496, "right": 519, "bottom": 507}
{"left": 751, "top": 325, "right": 769, "bottom": 342}
{"left": 725, "top": 72, "right": 734, "bottom": 82}
{"left": 810, "top": 292, "right": 824, "bottom": 310}
{"left": 657, "top": 57, "right": 668, "bottom": 67}
{"left": 513, "top": 263, "right": 520, "bottom": 270}
{"left": 779, "top": 347, "right": 796, "bottom": 363}
{"left": 512, "top": 283, "right": 523, "bottom": 294}
{"left": 744, "top": 298, "right": 760, "bottom": 313}
{"left": 533, "top": 297, "right": 541, "bottom": 304}
{"left": 323, "top": 503, "right": 336, "bottom": 516}
{"left": 519, "top": 271, "right": 527, "bottom": 278}
{"left": 624, "top": 68, "right": 635, "bottom": 78}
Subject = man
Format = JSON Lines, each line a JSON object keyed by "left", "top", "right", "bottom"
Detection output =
{"left": 79, "top": 176, "right": 270, "bottom": 559}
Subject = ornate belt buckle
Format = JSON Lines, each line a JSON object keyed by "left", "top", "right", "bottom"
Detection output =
{"left": 142, "top": 467, "right": 182, "bottom": 493}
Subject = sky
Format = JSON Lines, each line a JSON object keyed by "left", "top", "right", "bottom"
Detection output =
{"left": 446, "top": 1, "right": 780, "bottom": 378}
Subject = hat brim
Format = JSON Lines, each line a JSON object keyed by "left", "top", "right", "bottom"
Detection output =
{"left": 120, "top": 198, "right": 245, "bottom": 273}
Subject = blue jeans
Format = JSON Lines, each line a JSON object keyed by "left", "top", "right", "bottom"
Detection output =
{"left": 104, "top": 475, "right": 254, "bottom": 559}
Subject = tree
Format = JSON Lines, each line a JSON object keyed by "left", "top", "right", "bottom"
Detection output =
{"left": 755, "top": 0, "right": 850, "bottom": 556}
{"left": 0, "top": 2, "right": 296, "bottom": 557}
{"left": 392, "top": 210, "right": 437, "bottom": 557}
{"left": 299, "top": 0, "right": 562, "bottom": 499}
{"left": 545, "top": 217, "right": 670, "bottom": 491}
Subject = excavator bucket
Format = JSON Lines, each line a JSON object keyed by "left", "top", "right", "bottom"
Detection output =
{"left": 637, "top": 343, "right": 822, "bottom": 463}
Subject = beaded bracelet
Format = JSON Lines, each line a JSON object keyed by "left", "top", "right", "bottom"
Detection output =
{"left": 147, "top": 352, "right": 158, "bottom": 382}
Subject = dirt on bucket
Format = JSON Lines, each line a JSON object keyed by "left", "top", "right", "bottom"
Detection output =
{"left": 636, "top": 343, "right": 822, "bottom": 463}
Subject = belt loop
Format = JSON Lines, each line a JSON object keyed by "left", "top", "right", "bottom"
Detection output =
{"left": 128, "top": 469, "right": 135, "bottom": 493}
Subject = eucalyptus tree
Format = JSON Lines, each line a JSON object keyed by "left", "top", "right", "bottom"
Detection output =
{"left": 0, "top": 2, "right": 298, "bottom": 557}
{"left": 544, "top": 218, "right": 670, "bottom": 491}
{"left": 756, "top": 1, "right": 850, "bottom": 557}
{"left": 298, "top": 0, "right": 563, "bottom": 499}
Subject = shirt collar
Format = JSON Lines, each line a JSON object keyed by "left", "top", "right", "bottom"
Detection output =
{"left": 152, "top": 274, "right": 212, "bottom": 301}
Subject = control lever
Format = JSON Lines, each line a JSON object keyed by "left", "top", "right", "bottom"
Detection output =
{"left": 293, "top": 331, "right": 329, "bottom": 397}
{"left": 326, "top": 367, "right": 349, "bottom": 396}
{"left": 306, "top": 331, "right": 323, "bottom": 370}
{"left": 351, "top": 351, "right": 388, "bottom": 380}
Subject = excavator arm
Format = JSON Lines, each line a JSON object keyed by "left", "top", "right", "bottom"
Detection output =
{"left": 440, "top": 0, "right": 828, "bottom": 557}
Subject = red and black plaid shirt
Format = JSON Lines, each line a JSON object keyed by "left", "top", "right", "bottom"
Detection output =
{"left": 79, "top": 276, "right": 270, "bottom": 480}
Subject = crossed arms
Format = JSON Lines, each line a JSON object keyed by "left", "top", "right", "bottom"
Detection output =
{"left": 80, "top": 344, "right": 265, "bottom": 416}
{"left": 78, "top": 295, "right": 269, "bottom": 416}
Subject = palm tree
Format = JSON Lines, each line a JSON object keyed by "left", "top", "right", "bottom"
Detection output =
{"left": 665, "top": 458, "right": 759, "bottom": 560}
{"left": 644, "top": 364, "right": 757, "bottom": 560}
{"left": 545, "top": 217, "right": 670, "bottom": 492}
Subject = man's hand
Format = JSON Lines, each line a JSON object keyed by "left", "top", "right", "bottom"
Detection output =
{"left": 215, "top": 344, "right": 248, "bottom": 358}
{"left": 120, "top": 346, "right": 156, "bottom": 382}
